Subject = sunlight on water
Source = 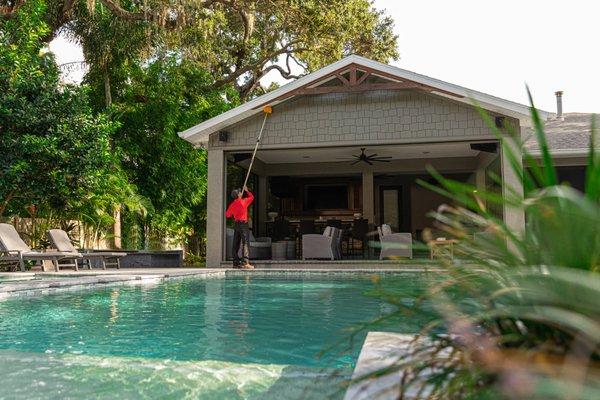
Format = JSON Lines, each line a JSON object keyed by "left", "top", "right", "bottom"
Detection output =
{"left": 0, "top": 350, "right": 346, "bottom": 400}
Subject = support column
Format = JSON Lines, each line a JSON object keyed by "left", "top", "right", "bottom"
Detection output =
{"left": 258, "top": 175, "right": 268, "bottom": 236}
{"left": 362, "top": 171, "right": 374, "bottom": 223}
{"left": 474, "top": 168, "right": 486, "bottom": 210}
{"left": 501, "top": 136, "right": 525, "bottom": 237}
{"left": 206, "top": 149, "right": 225, "bottom": 268}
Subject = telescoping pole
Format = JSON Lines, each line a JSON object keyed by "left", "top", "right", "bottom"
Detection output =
{"left": 241, "top": 106, "right": 272, "bottom": 195}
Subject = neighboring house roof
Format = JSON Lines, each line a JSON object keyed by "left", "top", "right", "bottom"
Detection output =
{"left": 179, "top": 55, "right": 549, "bottom": 146}
{"left": 525, "top": 113, "right": 597, "bottom": 156}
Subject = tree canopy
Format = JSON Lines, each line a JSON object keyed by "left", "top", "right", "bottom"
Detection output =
{"left": 0, "top": 0, "right": 120, "bottom": 218}
{"left": 2, "top": 0, "right": 399, "bottom": 99}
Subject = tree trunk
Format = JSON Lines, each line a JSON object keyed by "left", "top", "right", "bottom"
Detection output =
{"left": 112, "top": 206, "right": 122, "bottom": 249}
{"left": 104, "top": 70, "right": 112, "bottom": 107}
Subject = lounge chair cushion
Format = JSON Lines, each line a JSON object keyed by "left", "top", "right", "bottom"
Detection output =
{"left": 0, "top": 223, "right": 31, "bottom": 252}
{"left": 47, "top": 229, "right": 78, "bottom": 253}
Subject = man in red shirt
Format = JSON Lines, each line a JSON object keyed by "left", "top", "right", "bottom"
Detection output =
{"left": 225, "top": 185, "right": 254, "bottom": 269}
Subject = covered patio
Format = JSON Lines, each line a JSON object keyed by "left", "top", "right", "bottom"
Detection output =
{"left": 224, "top": 141, "right": 500, "bottom": 263}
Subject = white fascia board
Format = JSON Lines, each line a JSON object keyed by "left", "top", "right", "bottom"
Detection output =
{"left": 179, "top": 55, "right": 548, "bottom": 145}
{"left": 530, "top": 148, "right": 589, "bottom": 158}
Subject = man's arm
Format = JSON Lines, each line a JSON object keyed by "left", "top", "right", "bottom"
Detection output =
{"left": 243, "top": 187, "right": 254, "bottom": 207}
{"left": 225, "top": 203, "right": 234, "bottom": 218}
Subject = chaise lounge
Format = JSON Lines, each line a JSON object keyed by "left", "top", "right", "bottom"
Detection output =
{"left": 0, "top": 223, "right": 82, "bottom": 272}
{"left": 47, "top": 229, "right": 126, "bottom": 270}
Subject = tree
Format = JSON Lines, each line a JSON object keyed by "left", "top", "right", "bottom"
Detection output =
{"left": 0, "top": 0, "right": 126, "bottom": 224}
{"left": 110, "top": 56, "right": 237, "bottom": 249}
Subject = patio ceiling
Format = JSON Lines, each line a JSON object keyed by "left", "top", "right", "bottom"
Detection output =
{"left": 254, "top": 142, "right": 481, "bottom": 164}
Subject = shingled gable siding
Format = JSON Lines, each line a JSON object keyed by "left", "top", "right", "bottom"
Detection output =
{"left": 208, "top": 90, "right": 516, "bottom": 150}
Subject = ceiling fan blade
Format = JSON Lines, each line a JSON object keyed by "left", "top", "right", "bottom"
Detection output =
{"left": 372, "top": 159, "right": 390, "bottom": 163}
{"left": 365, "top": 159, "right": 373, "bottom": 165}
{"left": 370, "top": 156, "right": 393, "bottom": 160}
{"left": 351, "top": 160, "right": 362, "bottom": 165}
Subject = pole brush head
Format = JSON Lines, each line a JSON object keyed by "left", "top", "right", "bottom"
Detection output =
{"left": 263, "top": 105, "right": 273, "bottom": 114}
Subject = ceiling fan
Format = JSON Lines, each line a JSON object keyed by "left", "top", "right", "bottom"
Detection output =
{"left": 336, "top": 148, "right": 392, "bottom": 165}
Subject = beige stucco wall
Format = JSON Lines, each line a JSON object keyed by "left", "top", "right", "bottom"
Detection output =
{"left": 209, "top": 91, "right": 516, "bottom": 150}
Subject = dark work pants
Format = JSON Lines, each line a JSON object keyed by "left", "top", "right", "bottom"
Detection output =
{"left": 233, "top": 221, "right": 250, "bottom": 265}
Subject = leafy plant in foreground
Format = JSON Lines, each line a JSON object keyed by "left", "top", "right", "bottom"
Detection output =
{"left": 348, "top": 97, "right": 600, "bottom": 399}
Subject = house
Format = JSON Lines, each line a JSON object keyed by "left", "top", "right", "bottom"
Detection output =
{"left": 179, "top": 55, "right": 593, "bottom": 267}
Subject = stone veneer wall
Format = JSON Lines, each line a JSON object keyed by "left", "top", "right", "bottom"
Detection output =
{"left": 208, "top": 90, "right": 517, "bottom": 149}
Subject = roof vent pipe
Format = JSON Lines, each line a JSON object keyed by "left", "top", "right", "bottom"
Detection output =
{"left": 555, "top": 91, "right": 564, "bottom": 120}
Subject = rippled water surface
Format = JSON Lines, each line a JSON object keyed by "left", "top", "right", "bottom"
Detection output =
{"left": 0, "top": 273, "right": 434, "bottom": 399}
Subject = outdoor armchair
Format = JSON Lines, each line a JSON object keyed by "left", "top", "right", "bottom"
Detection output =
{"left": 0, "top": 223, "right": 81, "bottom": 272}
{"left": 226, "top": 228, "right": 272, "bottom": 260}
{"left": 302, "top": 226, "right": 342, "bottom": 260}
{"left": 47, "top": 229, "right": 126, "bottom": 270}
{"left": 377, "top": 224, "right": 413, "bottom": 259}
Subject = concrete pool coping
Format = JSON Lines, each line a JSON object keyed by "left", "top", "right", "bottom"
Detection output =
{"left": 345, "top": 332, "right": 438, "bottom": 400}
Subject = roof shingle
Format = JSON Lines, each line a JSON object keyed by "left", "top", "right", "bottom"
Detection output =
{"left": 524, "top": 113, "right": 596, "bottom": 154}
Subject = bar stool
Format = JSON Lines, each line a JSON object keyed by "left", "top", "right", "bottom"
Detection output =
{"left": 350, "top": 218, "right": 369, "bottom": 258}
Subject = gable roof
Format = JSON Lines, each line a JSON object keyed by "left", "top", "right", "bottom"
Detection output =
{"left": 179, "top": 55, "right": 549, "bottom": 146}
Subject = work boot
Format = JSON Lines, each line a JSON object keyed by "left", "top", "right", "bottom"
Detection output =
{"left": 241, "top": 263, "right": 254, "bottom": 270}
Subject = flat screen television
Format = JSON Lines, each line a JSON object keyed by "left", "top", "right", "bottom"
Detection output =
{"left": 304, "top": 184, "right": 348, "bottom": 210}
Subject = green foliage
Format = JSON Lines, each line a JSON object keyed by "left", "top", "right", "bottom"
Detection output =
{"left": 109, "top": 56, "right": 237, "bottom": 245}
{"left": 354, "top": 103, "right": 600, "bottom": 399}
{"left": 0, "top": 0, "right": 148, "bottom": 246}
{"left": 0, "top": 0, "right": 113, "bottom": 216}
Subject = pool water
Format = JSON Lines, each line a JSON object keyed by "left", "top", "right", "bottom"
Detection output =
{"left": 0, "top": 274, "right": 435, "bottom": 399}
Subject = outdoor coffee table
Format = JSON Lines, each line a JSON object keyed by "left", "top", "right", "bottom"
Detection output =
{"left": 428, "top": 239, "right": 458, "bottom": 259}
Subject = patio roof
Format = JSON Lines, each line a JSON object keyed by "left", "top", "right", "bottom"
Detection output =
{"left": 179, "top": 55, "right": 549, "bottom": 146}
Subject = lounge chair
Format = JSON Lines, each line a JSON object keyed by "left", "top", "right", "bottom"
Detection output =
{"left": 377, "top": 224, "right": 413, "bottom": 259}
{"left": 302, "top": 226, "right": 342, "bottom": 260}
{"left": 47, "top": 229, "right": 126, "bottom": 270}
{"left": 0, "top": 223, "right": 81, "bottom": 272}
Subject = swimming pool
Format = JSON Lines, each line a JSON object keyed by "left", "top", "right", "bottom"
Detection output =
{"left": 0, "top": 273, "right": 435, "bottom": 399}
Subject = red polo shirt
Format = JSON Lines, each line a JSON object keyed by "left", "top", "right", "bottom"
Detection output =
{"left": 225, "top": 191, "right": 254, "bottom": 222}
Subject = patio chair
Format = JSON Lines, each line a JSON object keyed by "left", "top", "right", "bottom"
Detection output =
{"left": 302, "top": 226, "right": 342, "bottom": 260}
{"left": 377, "top": 224, "right": 413, "bottom": 259}
{"left": 0, "top": 223, "right": 81, "bottom": 272}
{"left": 47, "top": 229, "right": 126, "bottom": 270}
{"left": 226, "top": 228, "right": 272, "bottom": 260}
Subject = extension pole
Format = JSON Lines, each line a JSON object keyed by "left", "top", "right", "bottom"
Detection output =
{"left": 242, "top": 106, "right": 272, "bottom": 195}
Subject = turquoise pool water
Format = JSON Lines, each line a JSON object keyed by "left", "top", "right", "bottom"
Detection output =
{"left": 0, "top": 273, "right": 435, "bottom": 399}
